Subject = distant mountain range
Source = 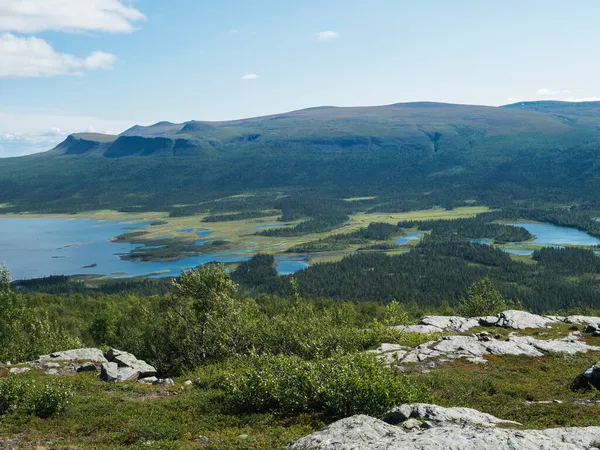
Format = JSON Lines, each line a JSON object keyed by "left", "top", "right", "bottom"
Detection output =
{"left": 48, "top": 101, "right": 600, "bottom": 158}
{"left": 2, "top": 101, "right": 600, "bottom": 213}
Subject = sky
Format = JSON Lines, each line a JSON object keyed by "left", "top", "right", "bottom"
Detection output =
{"left": 1, "top": 0, "right": 600, "bottom": 157}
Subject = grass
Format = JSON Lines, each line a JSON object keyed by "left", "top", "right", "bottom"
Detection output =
{"left": 409, "top": 353, "right": 600, "bottom": 428}
{"left": 3, "top": 323, "right": 600, "bottom": 448}
{"left": 0, "top": 371, "right": 322, "bottom": 449}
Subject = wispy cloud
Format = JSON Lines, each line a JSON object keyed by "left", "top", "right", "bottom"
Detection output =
{"left": 537, "top": 88, "right": 573, "bottom": 96}
{"left": 229, "top": 28, "right": 239, "bottom": 34}
{"left": 563, "top": 96, "right": 600, "bottom": 102}
{"left": 0, "top": 33, "right": 116, "bottom": 78}
{"left": 0, "top": 128, "right": 68, "bottom": 157}
{"left": 0, "top": 0, "right": 145, "bottom": 34}
{"left": 241, "top": 73, "right": 259, "bottom": 80}
{"left": 315, "top": 30, "right": 340, "bottom": 41}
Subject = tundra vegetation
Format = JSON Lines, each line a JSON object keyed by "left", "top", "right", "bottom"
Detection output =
{"left": 4, "top": 261, "right": 600, "bottom": 448}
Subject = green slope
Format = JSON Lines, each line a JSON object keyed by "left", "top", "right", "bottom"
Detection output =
{"left": 1, "top": 101, "right": 600, "bottom": 213}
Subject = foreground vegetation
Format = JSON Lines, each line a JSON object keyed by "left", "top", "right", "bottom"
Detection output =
{"left": 4, "top": 263, "right": 600, "bottom": 448}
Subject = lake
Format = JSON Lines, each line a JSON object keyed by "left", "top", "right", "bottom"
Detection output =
{"left": 507, "top": 223, "right": 600, "bottom": 247}
{"left": 395, "top": 233, "right": 424, "bottom": 245}
{"left": 0, "top": 218, "right": 308, "bottom": 280}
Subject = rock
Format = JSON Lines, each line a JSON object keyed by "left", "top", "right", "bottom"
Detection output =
{"left": 105, "top": 349, "right": 156, "bottom": 378}
{"left": 584, "top": 323, "right": 600, "bottom": 334}
{"left": 152, "top": 378, "right": 174, "bottom": 386}
{"left": 116, "top": 367, "right": 140, "bottom": 382}
{"left": 44, "top": 362, "right": 61, "bottom": 368}
{"left": 238, "top": 434, "right": 249, "bottom": 440}
{"left": 570, "top": 374, "right": 591, "bottom": 392}
{"left": 9, "top": 367, "right": 30, "bottom": 374}
{"left": 288, "top": 415, "right": 401, "bottom": 450}
{"left": 400, "top": 418, "right": 421, "bottom": 430}
{"left": 46, "top": 368, "right": 60, "bottom": 375}
{"left": 420, "top": 316, "right": 481, "bottom": 333}
{"left": 100, "top": 362, "right": 119, "bottom": 382}
{"left": 581, "top": 361, "right": 600, "bottom": 390}
{"left": 138, "top": 376, "right": 158, "bottom": 384}
{"left": 394, "top": 334, "right": 599, "bottom": 366}
{"left": 184, "top": 380, "right": 193, "bottom": 386}
{"left": 369, "top": 343, "right": 410, "bottom": 364}
{"left": 76, "top": 362, "right": 97, "bottom": 373}
{"left": 479, "top": 316, "right": 500, "bottom": 327}
{"left": 496, "top": 310, "right": 556, "bottom": 330}
{"left": 393, "top": 324, "right": 443, "bottom": 334}
{"left": 39, "top": 348, "right": 107, "bottom": 364}
{"left": 564, "top": 315, "right": 600, "bottom": 325}
{"left": 289, "top": 410, "right": 600, "bottom": 450}
{"left": 383, "top": 403, "right": 521, "bottom": 427}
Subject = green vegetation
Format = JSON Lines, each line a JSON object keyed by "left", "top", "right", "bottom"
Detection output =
{"left": 220, "top": 353, "right": 429, "bottom": 419}
{"left": 0, "top": 266, "right": 80, "bottom": 363}
{"left": 0, "top": 376, "right": 72, "bottom": 418}
{"left": 457, "top": 278, "right": 519, "bottom": 317}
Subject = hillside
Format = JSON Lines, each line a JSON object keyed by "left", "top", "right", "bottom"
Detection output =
{"left": 1, "top": 101, "right": 600, "bottom": 213}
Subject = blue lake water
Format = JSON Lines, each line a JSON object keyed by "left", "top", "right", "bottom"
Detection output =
{"left": 275, "top": 258, "right": 310, "bottom": 275}
{"left": 507, "top": 223, "right": 600, "bottom": 246}
{"left": 503, "top": 249, "right": 535, "bottom": 256}
{"left": 395, "top": 233, "right": 424, "bottom": 245}
{"left": 0, "top": 218, "right": 307, "bottom": 280}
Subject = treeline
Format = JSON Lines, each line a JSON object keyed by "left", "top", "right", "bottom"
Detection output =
{"left": 398, "top": 216, "right": 533, "bottom": 243}
{"left": 12, "top": 276, "right": 171, "bottom": 296}
{"left": 287, "top": 222, "right": 400, "bottom": 253}
{"left": 235, "top": 235, "right": 600, "bottom": 313}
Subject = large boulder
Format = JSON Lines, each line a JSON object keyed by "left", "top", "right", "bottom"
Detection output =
{"left": 420, "top": 316, "right": 481, "bottom": 333}
{"left": 105, "top": 349, "right": 156, "bottom": 378}
{"left": 100, "top": 362, "right": 140, "bottom": 382}
{"left": 289, "top": 405, "right": 600, "bottom": 450}
{"left": 396, "top": 334, "right": 599, "bottom": 365}
{"left": 383, "top": 403, "right": 521, "bottom": 427}
{"left": 495, "top": 310, "right": 556, "bottom": 330}
{"left": 38, "top": 348, "right": 107, "bottom": 364}
{"left": 580, "top": 361, "right": 600, "bottom": 390}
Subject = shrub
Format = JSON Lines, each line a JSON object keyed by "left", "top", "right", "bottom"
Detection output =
{"left": 457, "top": 277, "right": 518, "bottom": 317}
{"left": 221, "top": 353, "right": 429, "bottom": 419}
{"left": 26, "top": 380, "right": 73, "bottom": 418}
{"left": 0, "top": 376, "right": 28, "bottom": 415}
{"left": 0, "top": 377, "right": 72, "bottom": 418}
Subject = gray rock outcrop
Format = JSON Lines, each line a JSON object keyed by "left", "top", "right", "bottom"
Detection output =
{"left": 383, "top": 403, "right": 521, "bottom": 427}
{"left": 38, "top": 348, "right": 107, "bottom": 364}
{"left": 373, "top": 333, "right": 600, "bottom": 366}
{"left": 395, "top": 310, "right": 600, "bottom": 335}
{"left": 28, "top": 347, "right": 156, "bottom": 382}
{"left": 106, "top": 349, "right": 156, "bottom": 378}
{"left": 495, "top": 310, "right": 556, "bottom": 329}
{"left": 289, "top": 404, "right": 600, "bottom": 450}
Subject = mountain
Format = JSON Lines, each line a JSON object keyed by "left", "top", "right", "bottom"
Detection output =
{"left": 49, "top": 102, "right": 572, "bottom": 158}
{"left": 2, "top": 101, "right": 600, "bottom": 214}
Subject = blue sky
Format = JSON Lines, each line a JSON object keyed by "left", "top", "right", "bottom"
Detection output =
{"left": 1, "top": 0, "right": 600, "bottom": 156}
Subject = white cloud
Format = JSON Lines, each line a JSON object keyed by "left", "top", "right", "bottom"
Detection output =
{"left": 537, "top": 88, "right": 573, "bottom": 96}
{"left": 0, "top": 33, "right": 116, "bottom": 78}
{"left": 229, "top": 28, "right": 239, "bottom": 34}
{"left": 241, "top": 73, "right": 259, "bottom": 80}
{"left": 0, "top": 128, "right": 69, "bottom": 157}
{"left": 563, "top": 96, "right": 600, "bottom": 102}
{"left": 0, "top": 110, "right": 137, "bottom": 157}
{"left": 315, "top": 30, "right": 340, "bottom": 41}
{"left": 0, "top": 0, "right": 145, "bottom": 34}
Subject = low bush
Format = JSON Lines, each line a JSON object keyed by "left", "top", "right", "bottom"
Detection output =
{"left": 0, "top": 376, "right": 72, "bottom": 418}
{"left": 221, "top": 353, "right": 430, "bottom": 419}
